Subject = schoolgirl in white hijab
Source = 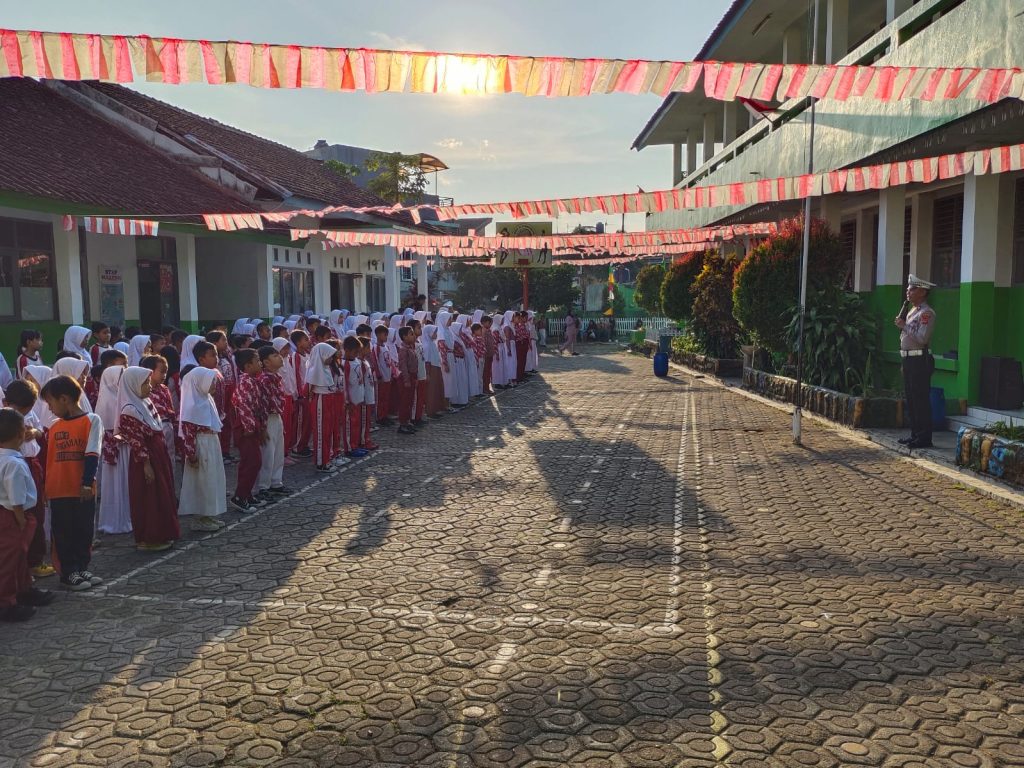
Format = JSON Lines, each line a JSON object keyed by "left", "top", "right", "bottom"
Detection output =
{"left": 448, "top": 316, "right": 470, "bottom": 406}
{"left": 24, "top": 365, "right": 55, "bottom": 429}
{"left": 500, "top": 311, "right": 518, "bottom": 386}
{"left": 178, "top": 366, "right": 226, "bottom": 529}
{"left": 180, "top": 335, "right": 204, "bottom": 370}
{"left": 127, "top": 334, "right": 151, "bottom": 367}
{"left": 96, "top": 365, "right": 132, "bottom": 535}
{"left": 434, "top": 311, "right": 464, "bottom": 408}
{"left": 52, "top": 357, "right": 93, "bottom": 414}
{"left": 62, "top": 326, "right": 92, "bottom": 362}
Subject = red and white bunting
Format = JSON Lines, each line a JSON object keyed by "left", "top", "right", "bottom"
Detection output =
{"left": 63, "top": 215, "right": 160, "bottom": 236}
{"left": 202, "top": 212, "right": 264, "bottom": 231}
{"left": 1, "top": 28, "right": 1020, "bottom": 105}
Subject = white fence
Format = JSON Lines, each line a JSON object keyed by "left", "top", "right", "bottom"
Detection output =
{"left": 547, "top": 316, "right": 675, "bottom": 340}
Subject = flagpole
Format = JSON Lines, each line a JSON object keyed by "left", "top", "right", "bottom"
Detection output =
{"left": 793, "top": 0, "right": 820, "bottom": 446}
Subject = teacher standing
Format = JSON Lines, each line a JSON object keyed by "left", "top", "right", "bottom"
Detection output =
{"left": 895, "top": 274, "right": 937, "bottom": 450}
{"left": 559, "top": 311, "right": 579, "bottom": 356}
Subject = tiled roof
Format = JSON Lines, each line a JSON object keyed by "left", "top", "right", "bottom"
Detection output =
{"left": 0, "top": 77, "right": 257, "bottom": 217}
{"left": 86, "top": 82, "right": 391, "bottom": 210}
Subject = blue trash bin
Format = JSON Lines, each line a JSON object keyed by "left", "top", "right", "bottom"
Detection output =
{"left": 654, "top": 351, "right": 669, "bottom": 378}
{"left": 929, "top": 386, "right": 946, "bottom": 429}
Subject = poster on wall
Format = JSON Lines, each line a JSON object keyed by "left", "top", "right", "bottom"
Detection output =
{"left": 99, "top": 265, "right": 125, "bottom": 325}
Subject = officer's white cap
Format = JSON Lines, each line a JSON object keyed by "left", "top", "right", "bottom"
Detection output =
{"left": 907, "top": 274, "right": 936, "bottom": 289}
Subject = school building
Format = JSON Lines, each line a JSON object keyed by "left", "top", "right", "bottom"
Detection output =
{"left": 633, "top": 0, "right": 1024, "bottom": 416}
{"left": 0, "top": 75, "right": 425, "bottom": 355}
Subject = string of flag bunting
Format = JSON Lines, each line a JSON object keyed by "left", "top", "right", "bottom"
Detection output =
{"left": 62, "top": 215, "right": 160, "bottom": 236}
{"left": 1, "top": 28, "right": 1020, "bottom": 105}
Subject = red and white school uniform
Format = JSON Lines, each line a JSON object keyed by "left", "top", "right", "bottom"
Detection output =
{"left": 413, "top": 336, "right": 428, "bottom": 422}
{"left": 179, "top": 367, "right": 227, "bottom": 520}
{"left": 16, "top": 351, "right": 42, "bottom": 382}
{"left": 371, "top": 341, "right": 392, "bottom": 424}
{"left": 360, "top": 358, "right": 378, "bottom": 449}
{"left": 117, "top": 368, "right": 180, "bottom": 547}
{"left": 306, "top": 343, "right": 338, "bottom": 467}
{"left": 293, "top": 347, "right": 312, "bottom": 453}
{"left": 90, "top": 342, "right": 111, "bottom": 366}
{"left": 0, "top": 447, "right": 38, "bottom": 609}
{"left": 257, "top": 369, "right": 286, "bottom": 492}
{"left": 150, "top": 381, "right": 181, "bottom": 496}
{"left": 342, "top": 356, "right": 364, "bottom": 454}
{"left": 20, "top": 410, "right": 47, "bottom": 570}
{"left": 272, "top": 339, "right": 298, "bottom": 454}
{"left": 397, "top": 342, "right": 418, "bottom": 426}
{"left": 216, "top": 352, "right": 238, "bottom": 457}
{"left": 232, "top": 370, "right": 265, "bottom": 501}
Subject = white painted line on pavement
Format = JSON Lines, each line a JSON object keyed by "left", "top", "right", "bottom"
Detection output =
{"left": 535, "top": 565, "right": 552, "bottom": 587}
{"left": 486, "top": 642, "right": 518, "bottom": 676}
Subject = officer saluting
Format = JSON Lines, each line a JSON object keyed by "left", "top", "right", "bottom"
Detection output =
{"left": 895, "top": 274, "right": 937, "bottom": 449}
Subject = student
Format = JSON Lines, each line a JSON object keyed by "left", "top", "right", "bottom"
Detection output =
{"left": 96, "top": 365, "right": 132, "bottom": 536}
{"left": 340, "top": 337, "right": 368, "bottom": 459}
{"left": 481, "top": 316, "right": 496, "bottom": 396}
{"left": 52, "top": 357, "right": 94, "bottom": 415}
{"left": 117, "top": 367, "right": 179, "bottom": 552}
{"left": 290, "top": 330, "right": 313, "bottom": 458}
{"left": 256, "top": 345, "right": 291, "bottom": 499}
{"left": 178, "top": 335, "right": 204, "bottom": 379}
{"left": 40, "top": 375, "right": 102, "bottom": 591}
{"left": 160, "top": 344, "right": 181, "bottom": 407}
{"left": 471, "top": 322, "right": 487, "bottom": 397}
{"left": 305, "top": 342, "right": 339, "bottom": 473}
{"left": 109, "top": 326, "right": 124, "bottom": 350}
{"left": 62, "top": 326, "right": 92, "bottom": 363}
{"left": 127, "top": 334, "right": 151, "bottom": 367}
{"left": 526, "top": 311, "right": 540, "bottom": 373}
{"left": 396, "top": 327, "right": 418, "bottom": 435}
{"left": 230, "top": 349, "right": 266, "bottom": 511}
{"left": 207, "top": 331, "right": 236, "bottom": 462}
{"left": 328, "top": 340, "right": 345, "bottom": 463}
{"left": 3, "top": 382, "right": 52, "bottom": 579}
{"left": 179, "top": 367, "right": 227, "bottom": 533}
{"left": 89, "top": 322, "right": 112, "bottom": 366}
{"left": 501, "top": 312, "right": 518, "bottom": 386}
{"left": 409, "top": 319, "right": 428, "bottom": 426}
{"left": 433, "top": 313, "right": 458, "bottom": 412}
{"left": 0, "top": 408, "right": 54, "bottom": 621}
{"left": 372, "top": 325, "right": 394, "bottom": 427}
{"left": 16, "top": 330, "right": 43, "bottom": 380}
{"left": 271, "top": 338, "right": 297, "bottom": 463}
{"left": 255, "top": 322, "right": 272, "bottom": 342}
{"left": 358, "top": 339, "right": 379, "bottom": 451}
{"left": 306, "top": 317, "right": 322, "bottom": 338}
{"left": 514, "top": 313, "right": 531, "bottom": 384}
{"left": 140, "top": 355, "right": 180, "bottom": 496}
{"left": 421, "top": 325, "right": 444, "bottom": 418}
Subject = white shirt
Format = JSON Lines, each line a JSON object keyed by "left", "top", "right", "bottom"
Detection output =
{"left": 20, "top": 411, "right": 41, "bottom": 458}
{"left": 0, "top": 448, "right": 37, "bottom": 510}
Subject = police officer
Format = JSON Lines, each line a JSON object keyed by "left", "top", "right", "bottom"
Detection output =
{"left": 895, "top": 274, "right": 937, "bottom": 449}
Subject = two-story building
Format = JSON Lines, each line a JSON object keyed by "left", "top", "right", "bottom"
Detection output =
{"left": 633, "top": 0, "right": 1024, "bottom": 415}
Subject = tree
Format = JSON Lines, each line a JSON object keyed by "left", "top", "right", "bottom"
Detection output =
{"left": 365, "top": 151, "right": 427, "bottom": 204}
{"left": 323, "top": 159, "right": 361, "bottom": 181}
{"left": 634, "top": 264, "right": 666, "bottom": 315}
{"left": 660, "top": 252, "right": 706, "bottom": 321}
{"left": 528, "top": 265, "right": 580, "bottom": 313}
{"left": 448, "top": 263, "right": 522, "bottom": 309}
{"left": 690, "top": 256, "right": 741, "bottom": 359}
{"left": 732, "top": 217, "right": 845, "bottom": 355}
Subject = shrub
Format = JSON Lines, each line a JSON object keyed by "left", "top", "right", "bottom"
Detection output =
{"left": 660, "top": 251, "right": 706, "bottom": 321}
{"left": 732, "top": 217, "right": 844, "bottom": 355}
{"left": 634, "top": 264, "right": 666, "bottom": 315}
{"left": 691, "top": 256, "right": 741, "bottom": 359}
{"left": 784, "top": 286, "right": 881, "bottom": 396}
{"left": 671, "top": 330, "right": 704, "bottom": 356}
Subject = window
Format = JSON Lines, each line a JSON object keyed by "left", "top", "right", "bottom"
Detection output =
{"left": 1013, "top": 179, "right": 1024, "bottom": 285}
{"left": 931, "top": 193, "right": 963, "bottom": 287}
{"left": 903, "top": 205, "right": 912, "bottom": 287}
{"left": 400, "top": 266, "right": 413, "bottom": 281}
{"left": 871, "top": 212, "right": 879, "bottom": 291}
{"left": 840, "top": 219, "right": 857, "bottom": 291}
{"left": 273, "top": 268, "right": 315, "bottom": 315}
{"left": 365, "top": 275, "right": 386, "bottom": 312}
{"left": 0, "top": 216, "right": 56, "bottom": 320}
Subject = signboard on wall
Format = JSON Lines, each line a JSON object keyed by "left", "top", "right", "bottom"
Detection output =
{"left": 495, "top": 221, "right": 553, "bottom": 237}
{"left": 493, "top": 249, "right": 552, "bottom": 269}
{"left": 99, "top": 264, "right": 124, "bottom": 325}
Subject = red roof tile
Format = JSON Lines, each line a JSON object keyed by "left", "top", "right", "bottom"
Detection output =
{"left": 0, "top": 77, "right": 257, "bottom": 218}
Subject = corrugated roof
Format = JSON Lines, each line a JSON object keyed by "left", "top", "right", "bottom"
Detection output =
{"left": 0, "top": 77, "right": 257, "bottom": 218}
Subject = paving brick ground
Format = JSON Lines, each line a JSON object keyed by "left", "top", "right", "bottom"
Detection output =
{"left": 2, "top": 348, "right": 1024, "bottom": 767}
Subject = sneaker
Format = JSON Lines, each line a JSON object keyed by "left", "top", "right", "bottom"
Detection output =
{"left": 268, "top": 486, "right": 293, "bottom": 496}
{"left": 0, "top": 604, "right": 36, "bottom": 621}
{"left": 230, "top": 495, "right": 255, "bottom": 512}
{"left": 31, "top": 564, "right": 56, "bottom": 578}
{"left": 291, "top": 448, "right": 312, "bottom": 458}
{"left": 222, "top": 454, "right": 238, "bottom": 465}
{"left": 78, "top": 571, "right": 104, "bottom": 586}
{"left": 315, "top": 464, "right": 336, "bottom": 474}
{"left": 17, "top": 588, "right": 55, "bottom": 607}
{"left": 397, "top": 425, "right": 416, "bottom": 435}
{"left": 191, "top": 516, "right": 222, "bottom": 532}
{"left": 256, "top": 490, "right": 273, "bottom": 503}
{"left": 411, "top": 419, "right": 426, "bottom": 428}
{"left": 249, "top": 495, "right": 268, "bottom": 508}
{"left": 333, "top": 456, "right": 351, "bottom": 467}
{"left": 137, "top": 542, "right": 173, "bottom": 552}
{"left": 61, "top": 573, "right": 92, "bottom": 591}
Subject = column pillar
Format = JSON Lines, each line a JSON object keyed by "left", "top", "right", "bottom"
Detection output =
{"left": 686, "top": 132, "right": 698, "bottom": 175}
{"left": 258, "top": 246, "right": 273, "bottom": 319}
{"left": 877, "top": 186, "right": 906, "bottom": 287}
{"left": 826, "top": 0, "right": 850, "bottom": 63}
{"left": 174, "top": 233, "right": 199, "bottom": 330}
{"left": 672, "top": 142, "right": 684, "bottom": 186}
{"left": 722, "top": 101, "right": 739, "bottom": 147}
{"left": 416, "top": 251, "right": 430, "bottom": 305}
{"left": 909, "top": 194, "right": 933, "bottom": 280}
{"left": 702, "top": 112, "right": 717, "bottom": 165}
{"left": 314, "top": 248, "right": 331, "bottom": 315}
{"left": 51, "top": 216, "right": 84, "bottom": 324}
{"left": 384, "top": 245, "right": 401, "bottom": 311}
{"left": 853, "top": 208, "right": 874, "bottom": 293}
{"left": 886, "top": 0, "right": 912, "bottom": 23}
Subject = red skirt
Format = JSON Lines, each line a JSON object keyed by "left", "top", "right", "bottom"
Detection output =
{"left": 128, "top": 429, "right": 180, "bottom": 546}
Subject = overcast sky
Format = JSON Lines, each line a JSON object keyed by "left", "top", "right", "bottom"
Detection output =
{"left": 2, "top": 0, "right": 733, "bottom": 231}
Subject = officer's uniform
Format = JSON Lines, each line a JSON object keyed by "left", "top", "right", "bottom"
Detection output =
{"left": 901, "top": 275, "right": 937, "bottom": 446}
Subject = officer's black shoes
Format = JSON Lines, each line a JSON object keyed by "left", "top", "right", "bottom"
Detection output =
{"left": 898, "top": 436, "right": 914, "bottom": 445}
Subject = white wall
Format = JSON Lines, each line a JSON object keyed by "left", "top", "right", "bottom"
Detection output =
{"left": 84, "top": 231, "right": 138, "bottom": 323}
{"left": 195, "top": 237, "right": 268, "bottom": 322}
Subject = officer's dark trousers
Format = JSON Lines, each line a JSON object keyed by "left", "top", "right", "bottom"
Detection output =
{"left": 902, "top": 354, "right": 933, "bottom": 443}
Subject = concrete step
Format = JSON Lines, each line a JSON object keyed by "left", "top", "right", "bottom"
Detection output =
{"left": 947, "top": 414, "right": 992, "bottom": 432}
{"left": 966, "top": 406, "right": 1024, "bottom": 426}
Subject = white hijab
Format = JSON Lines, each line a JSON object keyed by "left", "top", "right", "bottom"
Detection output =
{"left": 96, "top": 365, "right": 124, "bottom": 430}
{"left": 180, "top": 335, "right": 204, "bottom": 368}
{"left": 472, "top": 310, "right": 484, "bottom": 324}
{"left": 231, "top": 318, "right": 249, "bottom": 334}
{"left": 272, "top": 338, "right": 297, "bottom": 397}
{"left": 434, "top": 311, "right": 452, "bottom": 345}
{"left": 52, "top": 357, "right": 93, "bottom": 415}
{"left": 388, "top": 314, "right": 403, "bottom": 330}
{"left": 114, "top": 340, "right": 130, "bottom": 355}
{"left": 178, "top": 366, "right": 222, "bottom": 436}
{"left": 62, "top": 326, "right": 91, "bottom": 361}
{"left": 128, "top": 334, "right": 151, "bottom": 366}
{"left": 422, "top": 325, "right": 439, "bottom": 365}
{"left": 117, "top": 366, "right": 161, "bottom": 431}
{"left": 24, "top": 365, "right": 55, "bottom": 429}
{"left": 305, "top": 343, "right": 337, "bottom": 389}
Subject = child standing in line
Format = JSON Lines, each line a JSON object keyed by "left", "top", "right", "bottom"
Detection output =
{"left": 372, "top": 325, "right": 393, "bottom": 427}
{"left": 179, "top": 367, "right": 227, "bottom": 533}
{"left": 255, "top": 346, "right": 291, "bottom": 500}
{"left": 359, "top": 339, "right": 379, "bottom": 451}
{"left": 16, "top": 330, "right": 43, "bottom": 380}
{"left": 305, "top": 342, "right": 339, "bottom": 474}
{"left": 481, "top": 316, "right": 496, "bottom": 395}
{"left": 329, "top": 341, "right": 346, "bottom": 465}
{"left": 0, "top": 408, "right": 54, "bottom": 621}
{"left": 396, "top": 327, "right": 418, "bottom": 435}
{"left": 89, "top": 322, "right": 111, "bottom": 366}
{"left": 340, "top": 337, "right": 367, "bottom": 459}
{"left": 408, "top": 319, "right": 428, "bottom": 426}
{"left": 40, "top": 375, "right": 102, "bottom": 591}
{"left": 140, "top": 354, "right": 180, "bottom": 497}
{"left": 271, "top": 338, "right": 297, "bottom": 465}
{"left": 96, "top": 364, "right": 131, "bottom": 536}
{"left": 230, "top": 349, "right": 266, "bottom": 511}
{"left": 4, "top": 381, "right": 53, "bottom": 579}
{"left": 290, "top": 331, "right": 313, "bottom": 458}
{"left": 117, "top": 367, "right": 179, "bottom": 552}
{"left": 207, "top": 331, "right": 236, "bottom": 463}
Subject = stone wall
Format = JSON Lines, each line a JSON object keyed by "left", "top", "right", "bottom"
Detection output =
{"left": 956, "top": 428, "right": 1024, "bottom": 488}
{"left": 672, "top": 351, "right": 743, "bottom": 378}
